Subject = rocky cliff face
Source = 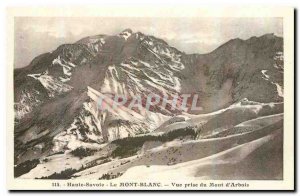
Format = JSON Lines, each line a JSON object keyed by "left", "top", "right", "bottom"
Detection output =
{"left": 14, "top": 29, "right": 283, "bottom": 166}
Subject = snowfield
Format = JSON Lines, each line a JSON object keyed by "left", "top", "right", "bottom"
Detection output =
{"left": 119, "top": 129, "right": 282, "bottom": 180}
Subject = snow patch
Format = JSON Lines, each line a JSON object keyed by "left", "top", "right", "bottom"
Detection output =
{"left": 28, "top": 70, "right": 73, "bottom": 97}
{"left": 14, "top": 90, "right": 41, "bottom": 120}
{"left": 261, "top": 70, "right": 284, "bottom": 98}
{"left": 53, "top": 56, "right": 72, "bottom": 76}
{"left": 119, "top": 30, "right": 132, "bottom": 40}
{"left": 261, "top": 70, "right": 270, "bottom": 80}
{"left": 274, "top": 83, "right": 284, "bottom": 98}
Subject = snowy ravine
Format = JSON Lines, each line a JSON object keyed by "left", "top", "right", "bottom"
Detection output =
{"left": 261, "top": 69, "right": 284, "bottom": 98}
{"left": 52, "top": 86, "right": 171, "bottom": 152}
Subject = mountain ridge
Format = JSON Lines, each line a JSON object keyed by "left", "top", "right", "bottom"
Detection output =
{"left": 15, "top": 30, "right": 283, "bottom": 71}
{"left": 13, "top": 29, "right": 284, "bottom": 178}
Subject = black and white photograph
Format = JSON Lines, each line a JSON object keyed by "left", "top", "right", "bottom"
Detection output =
{"left": 5, "top": 6, "right": 295, "bottom": 191}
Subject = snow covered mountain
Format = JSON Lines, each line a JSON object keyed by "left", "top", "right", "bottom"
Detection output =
{"left": 14, "top": 29, "right": 283, "bottom": 180}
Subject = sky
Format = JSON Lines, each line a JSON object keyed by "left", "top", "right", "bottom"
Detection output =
{"left": 14, "top": 17, "right": 283, "bottom": 68}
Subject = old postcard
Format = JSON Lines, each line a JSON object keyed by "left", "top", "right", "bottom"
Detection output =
{"left": 6, "top": 6, "right": 294, "bottom": 190}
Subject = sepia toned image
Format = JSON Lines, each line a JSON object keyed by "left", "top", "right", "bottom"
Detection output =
{"left": 7, "top": 7, "right": 294, "bottom": 190}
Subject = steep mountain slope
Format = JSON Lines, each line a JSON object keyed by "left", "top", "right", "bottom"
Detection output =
{"left": 181, "top": 33, "right": 283, "bottom": 112}
{"left": 14, "top": 29, "right": 283, "bottom": 179}
{"left": 14, "top": 29, "right": 190, "bottom": 164}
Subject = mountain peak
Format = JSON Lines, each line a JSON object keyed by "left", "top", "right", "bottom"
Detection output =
{"left": 121, "top": 28, "right": 133, "bottom": 34}
{"left": 119, "top": 28, "right": 133, "bottom": 40}
{"left": 261, "top": 33, "right": 275, "bottom": 38}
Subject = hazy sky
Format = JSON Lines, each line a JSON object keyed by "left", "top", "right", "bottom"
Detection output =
{"left": 14, "top": 17, "right": 282, "bottom": 68}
